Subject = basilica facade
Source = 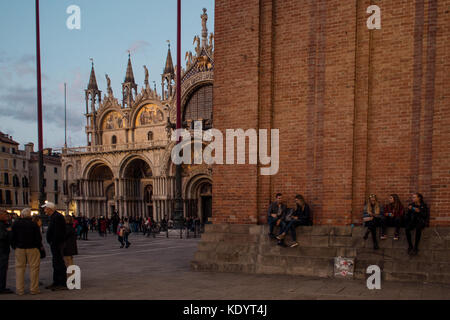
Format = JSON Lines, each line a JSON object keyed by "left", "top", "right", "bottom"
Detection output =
{"left": 61, "top": 9, "right": 214, "bottom": 222}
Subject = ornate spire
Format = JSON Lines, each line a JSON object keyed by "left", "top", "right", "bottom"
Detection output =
{"left": 164, "top": 43, "right": 175, "bottom": 75}
{"left": 87, "top": 59, "right": 99, "bottom": 90}
{"left": 124, "top": 51, "right": 136, "bottom": 84}
{"left": 201, "top": 8, "right": 208, "bottom": 49}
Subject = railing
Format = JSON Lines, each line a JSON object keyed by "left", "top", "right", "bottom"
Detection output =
{"left": 56, "top": 140, "right": 168, "bottom": 155}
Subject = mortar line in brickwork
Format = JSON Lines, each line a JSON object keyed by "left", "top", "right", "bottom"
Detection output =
{"left": 409, "top": 0, "right": 425, "bottom": 194}
{"left": 269, "top": 0, "right": 276, "bottom": 213}
{"left": 257, "top": 0, "right": 262, "bottom": 224}
{"left": 365, "top": 1, "right": 374, "bottom": 199}
{"left": 306, "top": 0, "right": 318, "bottom": 218}
{"left": 420, "top": 0, "right": 437, "bottom": 207}
{"left": 350, "top": 0, "right": 359, "bottom": 224}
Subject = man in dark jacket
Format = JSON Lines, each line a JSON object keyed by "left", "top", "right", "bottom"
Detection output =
{"left": 267, "top": 193, "right": 287, "bottom": 239}
{"left": 0, "top": 210, "right": 13, "bottom": 294}
{"left": 43, "top": 201, "right": 67, "bottom": 290}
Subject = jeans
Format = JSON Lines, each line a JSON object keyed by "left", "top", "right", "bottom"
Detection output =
{"left": 364, "top": 217, "right": 381, "bottom": 247}
{"left": 50, "top": 243, "right": 67, "bottom": 287}
{"left": 381, "top": 215, "right": 403, "bottom": 236}
{"left": 405, "top": 217, "right": 424, "bottom": 250}
{"left": 279, "top": 220, "right": 308, "bottom": 241}
{"left": 123, "top": 233, "right": 130, "bottom": 247}
{"left": 0, "top": 253, "right": 9, "bottom": 291}
{"left": 267, "top": 216, "right": 280, "bottom": 235}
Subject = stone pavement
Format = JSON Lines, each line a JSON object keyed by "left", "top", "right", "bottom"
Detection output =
{"left": 1, "top": 231, "right": 449, "bottom": 300}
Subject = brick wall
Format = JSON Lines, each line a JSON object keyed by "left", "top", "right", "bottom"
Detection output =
{"left": 212, "top": 0, "right": 450, "bottom": 226}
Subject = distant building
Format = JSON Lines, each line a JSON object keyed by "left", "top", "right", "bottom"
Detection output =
{"left": 0, "top": 134, "right": 65, "bottom": 215}
{"left": 61, "top": 9, "right": 214, "bottom": 221}
{"left": 0, "top": 132, "right": 30, "bottom": 214}
{"left": 27, "top": 144, "right": 65, "bottom": 214}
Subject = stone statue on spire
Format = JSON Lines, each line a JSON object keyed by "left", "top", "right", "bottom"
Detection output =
{"left": 201, "top": 8, "right": 208, "bottom": 49}
{"left": 105, "top": 74, "right": 113, "bottom": 96}
{"left": 143, "top": 65, "right": 149, "bottom": 89}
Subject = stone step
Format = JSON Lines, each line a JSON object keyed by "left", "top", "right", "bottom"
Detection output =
{"left": 191, "top": 224, "right": 450, "bottom": 284}
{"left": 200, "top": 232, "right": 260, "bottom": 244}
{"left": 191, "top": 260, "right": 256, "bottom": 273}
{"left": 256, "top": 254, "right": 334, "bottom": 277}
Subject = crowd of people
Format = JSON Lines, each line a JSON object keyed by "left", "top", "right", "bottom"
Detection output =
{"left": 0, "top": 201, "right": 78, "bottom": 295}
{"left": 267, "top": 192, "right": 429, "bottom": 255}
{"left": 0, "top": 200, "right": 205, "bottom": 296}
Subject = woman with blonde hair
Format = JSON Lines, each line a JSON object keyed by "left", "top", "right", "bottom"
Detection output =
{"left": 362, "top": 194, "right": 384, "bottom": 250}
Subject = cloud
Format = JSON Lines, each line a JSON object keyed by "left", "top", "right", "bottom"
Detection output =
{"left": 0, "top": 85, "right": 84, "bottom": 131}
{"left": 127, "top": 40, "right": 151, "bottom": 55}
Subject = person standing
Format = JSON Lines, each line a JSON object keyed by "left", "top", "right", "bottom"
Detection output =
{"left": 43, "top": 202, "right": 67, "bottom": 291}
{"left": 63, "top": 215, "right": 78, "bottom": 270}
{"left": 81, "top": 216, "right": 89, "bottom": 240}
{"left": 11, "top": 208, "right": 42, "bottom": 295}
{"left": 112, "top": 212, "right": 119, "bottom": 235}
{"left": 117, "top": 219, "right": 125, "bottom": 248}
{"left": 0, "top": 210, "right": 13, "bottom": 294}
{"left": 123, "top": 218, "right": 131, "bottom": 248}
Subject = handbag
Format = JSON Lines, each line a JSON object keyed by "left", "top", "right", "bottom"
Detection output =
{"left": 39, "top": 246, "right": 46, "bottom": 259}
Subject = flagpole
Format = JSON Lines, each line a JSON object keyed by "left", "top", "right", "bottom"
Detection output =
{"left": 174, "top": 0, "right": 184, "bottom": 236}
{"left": 64, "top": 83, "right": 67, "bottom": 148}
{"left": 35, "top": 0, "right": 45, "bottom": 219}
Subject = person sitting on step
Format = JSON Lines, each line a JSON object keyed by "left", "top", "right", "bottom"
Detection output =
{"left": 381, "top": 194, "right": 404, "bottom": 241}
{"left": 405, "top": 193, "right": 429, "bottom": 256}
{"left": 362, "top": 194, "right": 384, "bottom": 250}
{"left": 267, "top": 193, "right": 287, "bottom": 239}
{"left": 276, "top": 194, "right": 310, "bottom": 248}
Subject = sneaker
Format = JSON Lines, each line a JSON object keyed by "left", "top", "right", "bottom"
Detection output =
{"left": 276, "top": 233, "right": 286, "bottom": 240}
{"left": 393, "top": 236, "right": 399, "bottom": 241}
{"left": 277, "top": 241, "right": 287, "bottom": 247}
{"left": 380, "top": 235, "right": 387, "bottom": 240}
{"left": 290, "top": 242, "right": 299, "bottom": 248}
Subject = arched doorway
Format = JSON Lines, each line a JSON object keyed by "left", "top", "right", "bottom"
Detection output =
{"left": 121, "top": 158, "right": 152, "bottom": 218}
{"left": 143, "top": 184, "right": 154, "bottom": 218}
{"left": 199, "top": 182, "right": 212, "bottom": 224}
{"left": 105, "top": 184, "right": 116, "bottom": 217}
{"left": 84, "top": 162, "right": 114, "bottom": 218}
{"left": 185, "top": 176, "right": 212, "bottom": 224}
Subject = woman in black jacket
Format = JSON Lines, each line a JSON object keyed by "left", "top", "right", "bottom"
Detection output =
{"left": 63, "top": 216, "right": 78, "bottom": 269}
{"left": 276, "top": 194, "right": 310, "bottom": 248}
{"left": 405, "top": 193, "right": 429, "bottom": 256}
